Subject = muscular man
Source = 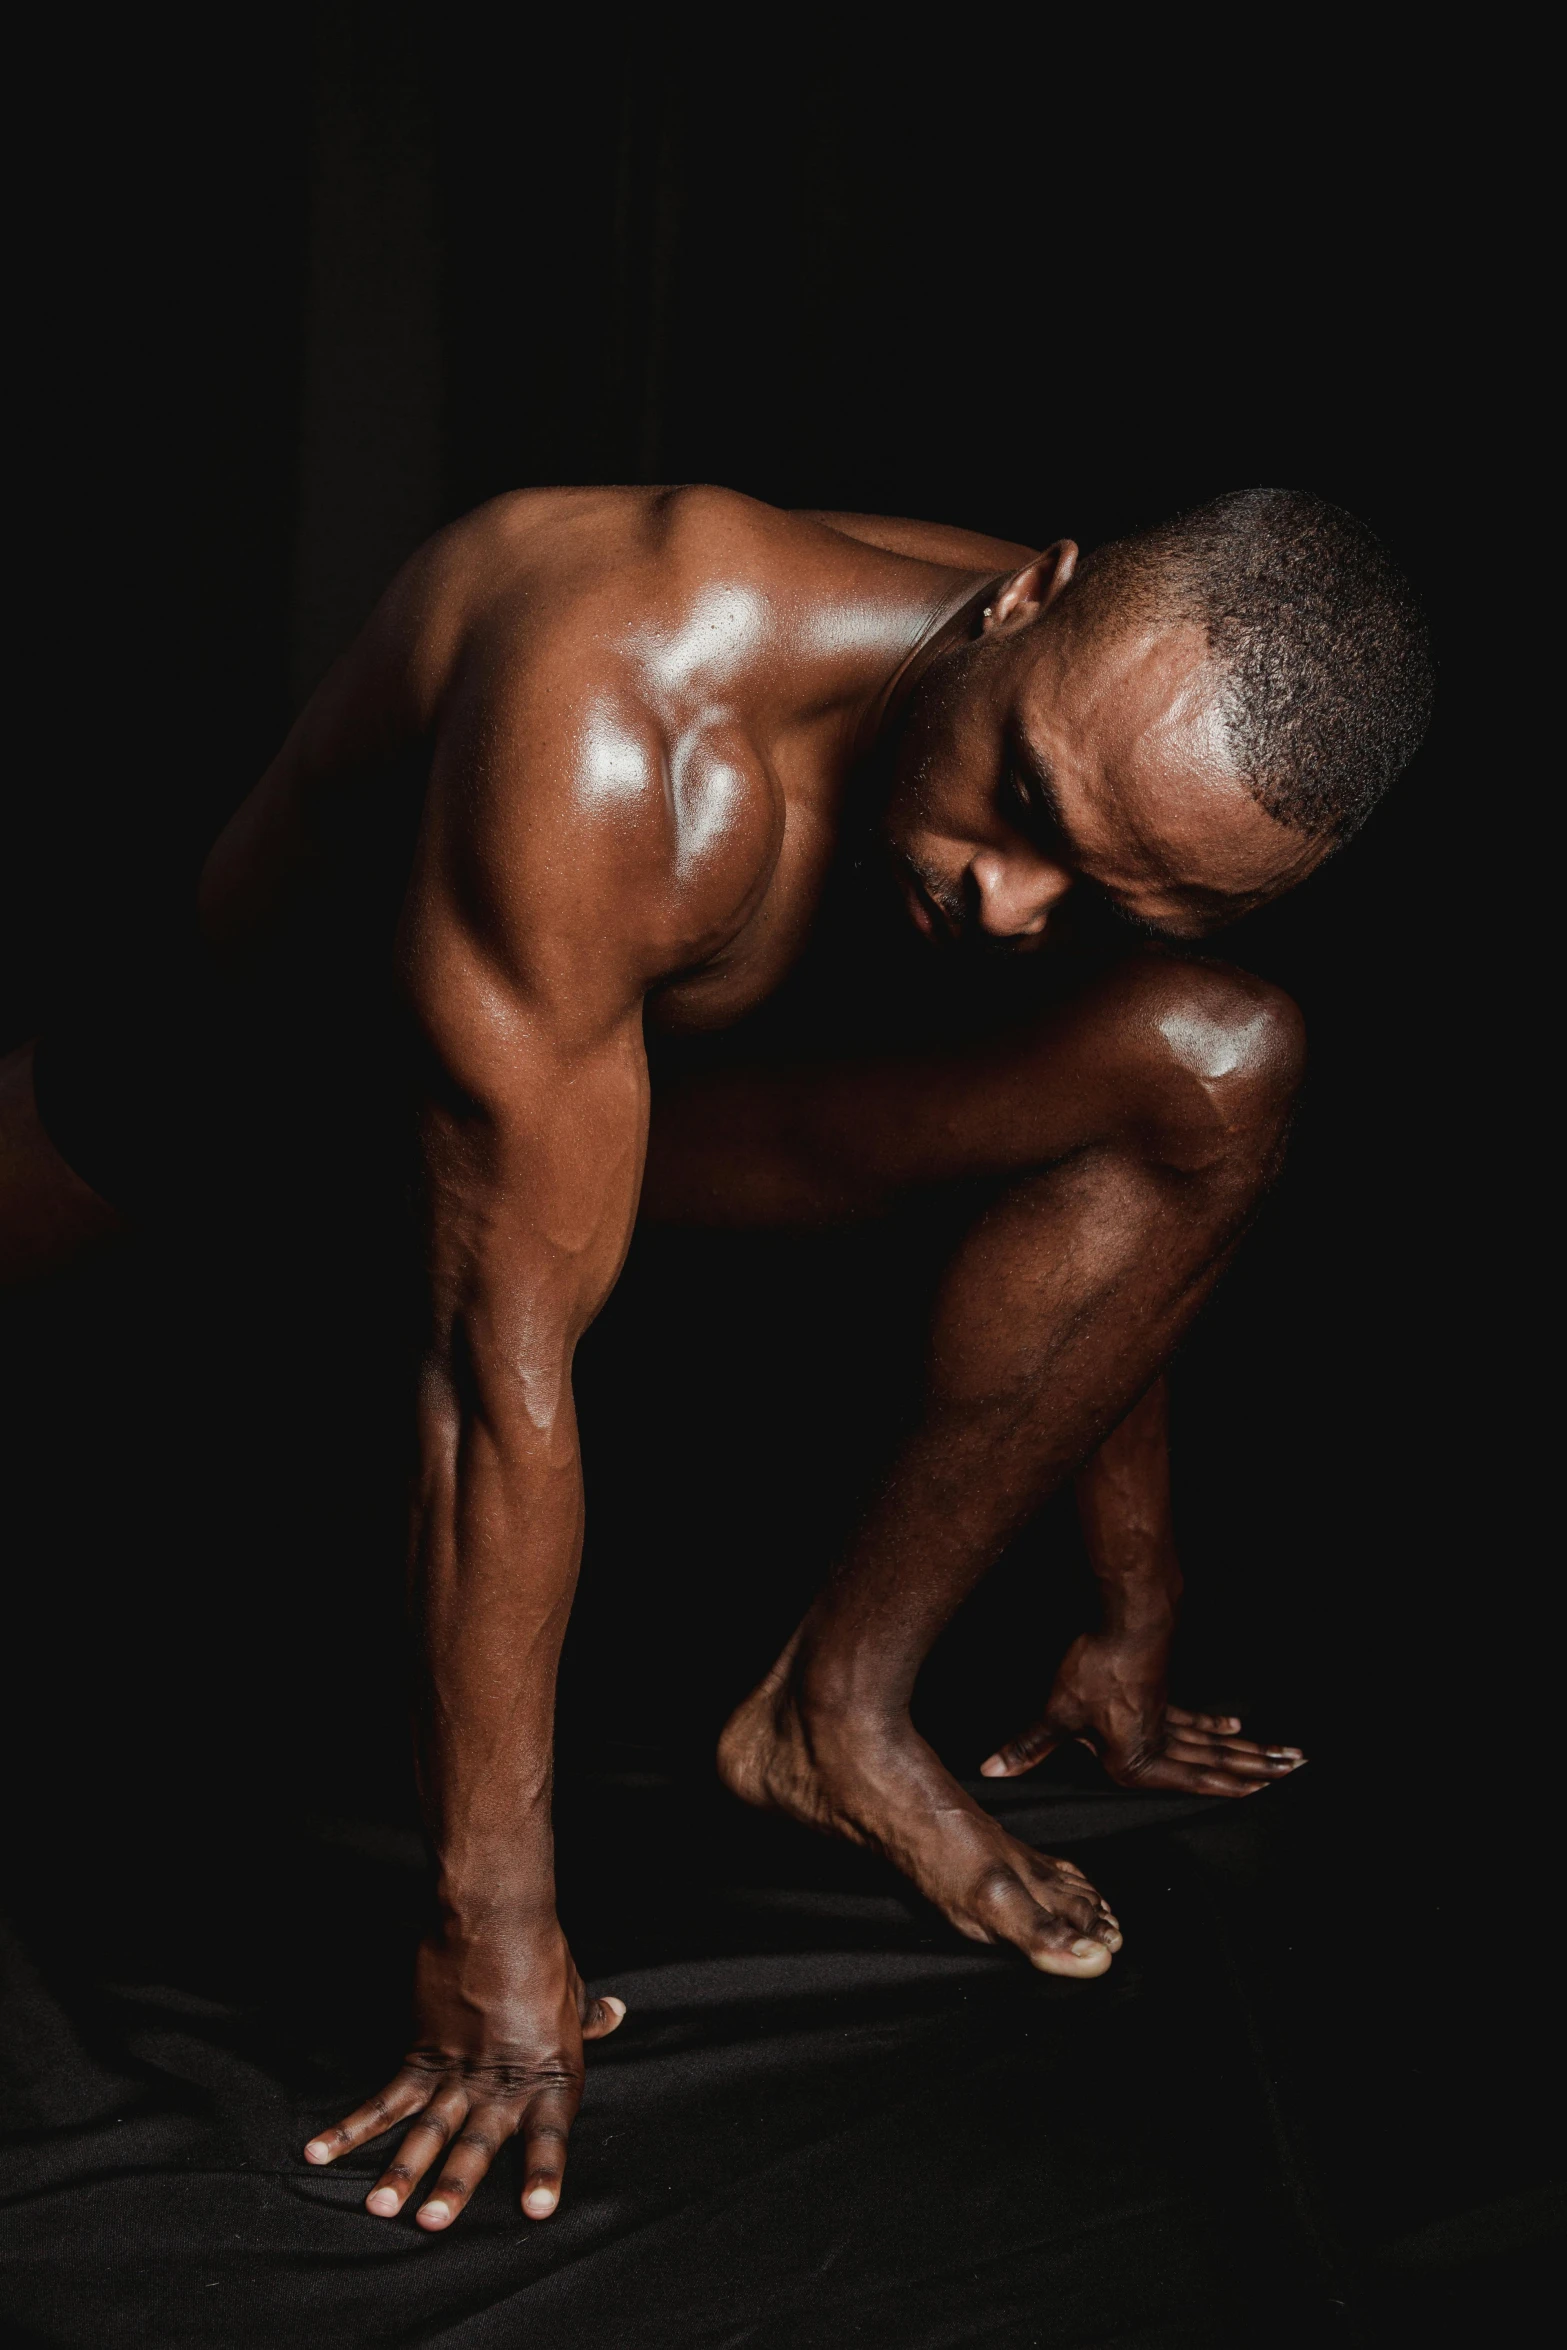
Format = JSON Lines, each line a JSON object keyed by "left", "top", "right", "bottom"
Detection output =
{"left": 0, "top": 484, "right": 1431, "bottom": 2233}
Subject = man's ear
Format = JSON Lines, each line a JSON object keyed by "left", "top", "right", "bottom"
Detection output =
{"left": 981, "top": 540, "right": 1079, "bottom": 633}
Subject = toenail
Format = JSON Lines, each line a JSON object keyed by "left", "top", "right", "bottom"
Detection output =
{"left": 1071, "top": 1939, "right": 1100, "bottom": 1958}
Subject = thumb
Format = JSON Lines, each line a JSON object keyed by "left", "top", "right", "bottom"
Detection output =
{"left": 978, "top": 1720, "right": 1063, "bottom": 1780}
{"left": 581, "top": 1994, "right": 627, "bottom": 2040}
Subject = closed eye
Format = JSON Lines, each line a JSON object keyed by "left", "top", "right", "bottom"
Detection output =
{"left": 1005, "top": 748, "right": 1205, "bottom": 942}
{"left": 1005, "top": 762, "right": 1068, "bottom": 854}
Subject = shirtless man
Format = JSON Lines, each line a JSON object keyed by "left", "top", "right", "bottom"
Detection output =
{"left": 0, "top": 483, "right": 1431, "bottom": 2233}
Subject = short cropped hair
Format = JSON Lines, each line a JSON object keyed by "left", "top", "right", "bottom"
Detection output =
{"left": 1065, "top": 488, "right": 1433, "bottom": 841}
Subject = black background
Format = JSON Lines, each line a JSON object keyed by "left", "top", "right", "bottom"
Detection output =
{"left": 3, "top": 8, "right": 1554, "bottom": 2346}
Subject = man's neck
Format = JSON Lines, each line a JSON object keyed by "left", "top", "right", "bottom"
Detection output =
{"left": 855, "top": 570, "right": 999, "bottom": 760}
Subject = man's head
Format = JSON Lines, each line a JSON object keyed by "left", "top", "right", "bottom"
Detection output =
{"left": 881, "top": 488, "right": 1433, "bottom": 947}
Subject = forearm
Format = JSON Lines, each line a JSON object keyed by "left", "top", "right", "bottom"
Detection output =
{"left": 402, "top": 1008, "right": 645, "bottom": 1918}
{"left": 410, "top": 1357, "right": 585, "bottom": 1919}
{"left": 1073, "top": 1376, "right": 1182, "bottom": 1643}
{"left": 985, "top": 1369, "right": 1302, "bottom": 1789}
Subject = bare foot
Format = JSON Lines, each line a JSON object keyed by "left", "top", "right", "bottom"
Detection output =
{"left": 717, "top": 1656, "right": 1122, "bottom": 1978}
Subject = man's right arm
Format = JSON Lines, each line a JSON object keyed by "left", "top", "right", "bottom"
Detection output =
{"left": 302, "top": 674, "right": 674, "bottom": 2231}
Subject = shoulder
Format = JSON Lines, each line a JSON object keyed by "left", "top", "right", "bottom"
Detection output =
{"left": 412, "top": 564, "right": 785, "bottom": 1018}
{"left": 796, "top": 509, "right": 1038, "bottom": 572}
{"left": 334, "top": 486, "right": 877, "bottom": 746}
{"left": 314, "top": 488, "right": 704, "bottom": 741}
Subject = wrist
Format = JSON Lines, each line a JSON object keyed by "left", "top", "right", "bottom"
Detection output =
{"left": 1095, "top": 1563, "right": 1182, "bottom": 1643}
{"left": 435, "top": 1878, "right": 560, "bottom": 1938}
{"left": 432, "top": 1822, "right": 557, "bottom": 1932}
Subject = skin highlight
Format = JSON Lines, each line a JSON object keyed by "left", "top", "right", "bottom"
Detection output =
{"left": 0, "top": 485, "right": 1326, "bottom": 2233}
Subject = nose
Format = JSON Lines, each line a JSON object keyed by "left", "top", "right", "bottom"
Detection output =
{"left": 968, "top": 848, "right": 1075, "bottom": 938}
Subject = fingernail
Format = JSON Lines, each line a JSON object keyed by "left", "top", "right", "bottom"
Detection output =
{"left": 366, "top": 2189, "right": 400, "bottom": 2217}
{"left": 603, "top": 1995, "right": 626, "bottom": 2019}
{"left": 304, "top": 2141, "right": 332, "bottom": 2163}
{"left": 523, "top": 2188, "right": 557, "bottom": 2216}
{"left": 978, "top": 1755, "right": 1006, "bottom": 1777}
{"left": 417, "top": 2201, "right": 450, "bottom": 2227}
{"left": 1268, "top": 1748, "right": 1304, "bottom": 1761}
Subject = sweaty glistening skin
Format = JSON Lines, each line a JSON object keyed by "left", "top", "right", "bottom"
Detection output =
{"left": 0, "top": 488, "right": 1327, "bottom": 2232}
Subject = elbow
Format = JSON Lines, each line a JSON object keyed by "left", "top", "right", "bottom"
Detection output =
{"left": 434, "top": 1311, "right": 578, "bottom": 1452}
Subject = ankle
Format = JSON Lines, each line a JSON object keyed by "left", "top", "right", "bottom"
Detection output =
{"left": 788, "top": 1661, "right": 913, "bottom": 1748}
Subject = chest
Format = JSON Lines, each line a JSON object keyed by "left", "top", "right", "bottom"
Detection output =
{"left": 645, "top": 784, "right": 842, "bottom": 1034}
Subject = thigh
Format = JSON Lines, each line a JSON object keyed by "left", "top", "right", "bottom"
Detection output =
{"left": 640, "top": 953, "right": 1186, "bottom": 1230}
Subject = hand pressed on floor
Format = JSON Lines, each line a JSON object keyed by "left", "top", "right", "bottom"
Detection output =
{"left": 301, "top": 1921, "right": 625, "bottom": 2230}
{"left": 979, "top": 1630, "right": 1306, "bottom": 1796}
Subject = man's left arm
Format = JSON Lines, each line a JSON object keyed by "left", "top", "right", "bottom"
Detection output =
{"left": 979, "top": 1377, "right": 1306, "bottom": 1793}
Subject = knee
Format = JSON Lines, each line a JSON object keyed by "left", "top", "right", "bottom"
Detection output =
{"left": 1092, "top": 958, "right": 1306, "bottom": 1174}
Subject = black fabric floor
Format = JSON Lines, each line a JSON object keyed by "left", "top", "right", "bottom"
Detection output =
{"left": 2, "top": 1223, "right": 1561, "bottom": 2348}
{"left": 0, "top": 1773, "right": 1322, "bottom": 2349}
{"left": 5, "top": 1757, "right": 1558, "bottom": 2350}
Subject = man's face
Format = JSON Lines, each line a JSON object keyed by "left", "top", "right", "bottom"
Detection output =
{"left": 880, "top": 567, "right": 1325, "bottom": 950}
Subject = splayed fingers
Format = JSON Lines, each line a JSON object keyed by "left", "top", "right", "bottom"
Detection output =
{"left": 1138, "top": 1710, "right": 1304, "bottom": 1795}
{"left": 982, "top": 1703, "right": 1305, "bottom": 1797}
{"left": 302, "top": 1990, "right": 626, "bottom": 2229}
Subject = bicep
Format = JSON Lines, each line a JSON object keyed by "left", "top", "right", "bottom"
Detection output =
{"left": 401, "top": 660, "right": 717, "bottom": 1364}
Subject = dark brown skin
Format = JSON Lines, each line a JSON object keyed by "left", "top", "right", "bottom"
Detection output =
{"left": 987, "top": 1374, "right": 1303, "bottom": 1792}
{"left": 0, "top": 485, "right": 1321, "bottom": 2232}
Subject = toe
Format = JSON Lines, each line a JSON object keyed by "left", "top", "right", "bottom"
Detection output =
{"left": 972, "top": 1866, "right": 1117, "bottom": 1977}
{"left": 1031, "top": 1933, "right": 1114, "bottom": 1979}
{"left": 1025, "top": 1869, "right": 1102, "bottom": 1935}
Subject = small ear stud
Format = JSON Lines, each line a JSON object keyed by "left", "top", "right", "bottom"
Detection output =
{"left": 982, "top": 606, "right": 993, "bottom": 617}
